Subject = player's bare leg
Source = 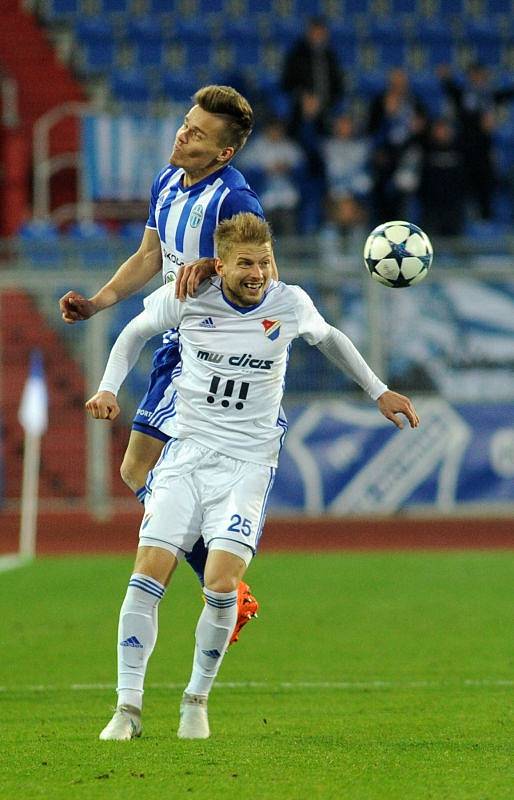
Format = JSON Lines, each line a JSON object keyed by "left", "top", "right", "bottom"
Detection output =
{"left": 120, "top": 429, "right": 165, "bottom": 494}
{"left": 178, "top": 549, "right": 248, "bottom": 739}
{"left": 99, "top": 547, "right": 178, "bottom": 741}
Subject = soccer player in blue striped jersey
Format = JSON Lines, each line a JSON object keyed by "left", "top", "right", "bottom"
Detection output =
{"left": 60, "top": 85, "right": 271, "bottom": 638}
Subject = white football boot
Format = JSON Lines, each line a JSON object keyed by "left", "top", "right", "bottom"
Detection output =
{"left": 99, "top": 704, "right": 142, "bottom": 741}
{"left": 177, "top": 693, "right": 210, "bottom": 739}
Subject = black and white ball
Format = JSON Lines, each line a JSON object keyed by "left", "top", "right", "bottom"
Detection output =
{"left": 363, "top": 220, "right": 433, "bottom": 288}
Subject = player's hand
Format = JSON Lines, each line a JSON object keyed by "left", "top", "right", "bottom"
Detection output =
{"left": 85, "top": 391, "right": 120, "bottom": 420}
{"left": 175, "top": 258, "right": 217, "bottom": 301}
{"left": 59, "top": 291, "right": 98, "bottom": 324}
{"left": 377, "top": 390, "right": 419, "bottom": 430}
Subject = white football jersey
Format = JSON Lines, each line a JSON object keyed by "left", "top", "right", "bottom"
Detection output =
{"left": 141, "top": 278, "right": 329, "bottom": 466}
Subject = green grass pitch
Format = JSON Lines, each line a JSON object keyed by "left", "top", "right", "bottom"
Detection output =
{"left": 2, "top": 550, "right": 514, "bottom": 799}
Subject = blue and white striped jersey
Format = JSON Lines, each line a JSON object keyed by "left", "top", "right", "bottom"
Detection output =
{"left": 146, "top": 163, "right": 264, "bottom": 285}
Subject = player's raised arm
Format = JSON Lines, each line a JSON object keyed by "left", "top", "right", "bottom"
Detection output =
{"left": 60, "top": 227, "right": 162, "bottom": 323}
{"left": 316, "top": 326, "right": 419, "bottom": 428}
{"left": 85, "top": 284, "right": 180, "bottom": 417}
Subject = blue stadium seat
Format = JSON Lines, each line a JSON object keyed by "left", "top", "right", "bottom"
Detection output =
{"left": 248, "top": 0, "right": 274, "bottom": 11}
{"left": 174, "top": 19, "right": 211, "bottom": 42}
{"left": 486, "top": 0, "right": 512, "bottom": 11}
{"left": 375, "top": 41, "right": 408, "bottom": 68}
{"left": 42, "top": 0, "right": 79, "bottom": 20}
{"left": 411, "top": 72, "right": 444, "bottom": 116}
{"left": 127, "top": 16, "right": 163, "bottom": 43}
{"left": 233, "top": 41, "right": 263, "bottom": 68}
{"left": 18, "top": 219, "right": 63, "bottom": 269}
{"left": 367, "top": 18, "right": 402, "bottom": 44}
{"left": 463, "top": 18, "right": 503, "bottom": 43}
{"left": 79, "top": 40, "right": 116, "bottom": 75}
{"left": 133, "top": 39, "right": 167, "bottom": 69}
{"left": 99, "top": 0, "right": 128, "bottom": 12}
{"left": 390, "top": 0, "right": 418, "bottom": 12}
{"left": 182, "top": 41, "right": 213, "bottom": 70}
{"left": 333, "top": 39, "right": 359, "bottom": 69}
{"left": 224, "top": 18, "right": 263, "bottom": 44}
{"left": 75, "top": 17, "right": 115, "bottom": 44}
{"left": 341, "top": 0, "right": 372, "bottom": 13}
{"left": 442, "top": 0, "right": 465, "bottom": 12}
{"left": 355, "top": 71, "right": 386, "bottom": 98}
{"left": 417, "top": 18, "right": 453, "bottom": 44}
{"left": 111, "top": 68, "right": 152, "bottom": 104}
{"left": 474, "top": 40, "right": 502, "bottom": 66}
{"left": 66, "top": 221, "right": 112, "bottom": 268}
{"left": 161, "top": 73, "right": 200, "bottom": 104}
{"left": 199, "top": 0, "right": 225, "bottom": 12}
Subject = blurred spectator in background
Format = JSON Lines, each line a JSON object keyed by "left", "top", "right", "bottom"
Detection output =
{"left": 367, "top": 68, "right": 428, "bottom": 223}
{"left": 323, "top": 113, "right": 371, "bottom": 248}
{"left": 281, "top": 16, "right": 344, "bottom": 135}
{"left": 418, "top": 117, "right": 466, "bottom": 237}
{"left": 292, "top": 92, "right": 328, "bottom": 233}
{"left": 237, "top": 117, "right": 304, "bottom": 235}
{"left": 438, "top": 63, "right": 514, "bottom": 222}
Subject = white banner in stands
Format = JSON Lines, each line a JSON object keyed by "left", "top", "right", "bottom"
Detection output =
{"left": 81, "top": 113, "right": 179, "bottom": 201}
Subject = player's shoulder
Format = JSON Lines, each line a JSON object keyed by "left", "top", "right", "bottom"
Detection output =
{"left": 271, "top": 281, "right": 312, "bottom": 306}
{"left": 218, "top": 164, "right": 250, "bottom": 190}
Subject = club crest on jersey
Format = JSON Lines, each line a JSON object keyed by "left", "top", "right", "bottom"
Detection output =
{"left": 189, "top": 204, "right": 204, "bottom": 228}
{"left": 262, "top": 319, "right": 281, "bottom": 341}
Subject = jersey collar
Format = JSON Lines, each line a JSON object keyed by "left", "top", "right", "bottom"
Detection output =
{"left": 220, "top": 284, "right": 269, "bottom": 314}
{"left": 178, "top": 164, "right": 230, "bottom": 193}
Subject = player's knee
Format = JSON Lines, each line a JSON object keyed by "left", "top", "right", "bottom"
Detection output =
{"left": 203, "top": 575, "right": 239, "bottom": 593}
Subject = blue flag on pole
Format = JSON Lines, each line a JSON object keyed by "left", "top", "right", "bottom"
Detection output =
{"left": 18, "top": 350, "right": 48, "bottom": 436}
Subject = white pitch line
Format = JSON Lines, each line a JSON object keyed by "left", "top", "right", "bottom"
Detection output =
{"left": 1, "top": 679, "right": 513, "bottom": 693}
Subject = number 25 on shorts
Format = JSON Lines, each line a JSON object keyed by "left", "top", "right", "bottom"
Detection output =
{"left": 227, "top": 514, "right": 252, "bottom": 536}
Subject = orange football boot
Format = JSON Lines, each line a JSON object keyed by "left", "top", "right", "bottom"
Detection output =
{"left": 229, "top": 581, "right": 259, "bottom": 645}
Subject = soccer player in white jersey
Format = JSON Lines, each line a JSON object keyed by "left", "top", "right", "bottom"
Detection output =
{"left": 86, "top": 213, "right": 420, "bottom": 741}
{"left": 60, "top": 85, "right": 270, "bottom": 640}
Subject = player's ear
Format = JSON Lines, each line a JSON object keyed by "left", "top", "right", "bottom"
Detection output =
{"left": 214, "top": 258, "right": 224, "bottom": 277}
{"left": 217, "top": 146, "right": 234, "bottom": 163}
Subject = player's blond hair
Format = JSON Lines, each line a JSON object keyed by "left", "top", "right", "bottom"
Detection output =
{"left": 215, "top": 213, "right": 272, "bottom": 261}
{"left": 194, "top": 85, "right": 254, "bottom": 153}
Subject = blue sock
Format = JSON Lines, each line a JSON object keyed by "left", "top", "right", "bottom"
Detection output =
{"left": 185, "top": 538, "right": 208, "bottom": 586}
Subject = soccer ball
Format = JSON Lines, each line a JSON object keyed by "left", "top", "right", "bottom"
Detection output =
{"left": 363, "top": 220, "right": 433, "bottom": 288}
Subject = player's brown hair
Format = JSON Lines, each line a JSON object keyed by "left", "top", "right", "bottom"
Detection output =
{"left": 215, "top": 213, "right": 272, "bottom": 261}
{"left": 193, "top": 85, "right": 254, "bottom": 153}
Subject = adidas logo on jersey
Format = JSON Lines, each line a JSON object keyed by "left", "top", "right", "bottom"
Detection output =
{"left": 199, "top": 317, "right": 216, "bottom": 329}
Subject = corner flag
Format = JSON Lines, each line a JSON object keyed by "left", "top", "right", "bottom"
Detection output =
{"left": 18, "top": 350, "right": 48, "bottom": 436}
{"left": 18, "top": 349, "right": 48, "bottom": 560}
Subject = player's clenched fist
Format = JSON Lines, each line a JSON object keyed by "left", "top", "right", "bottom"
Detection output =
{"left": 85, "top": 391, "right": 120, "bottom": 420}
{"left": 59, "top": 291, "right": 98, "bottom": 323}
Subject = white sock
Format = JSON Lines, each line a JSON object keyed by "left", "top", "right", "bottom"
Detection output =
{"left": 185, "top": 588, "right": 238, "bottom": 697}
{"left": 116, "top": 573, "right": 166, "bottom": 710}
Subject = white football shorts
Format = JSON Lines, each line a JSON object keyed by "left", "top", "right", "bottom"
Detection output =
{"left": 139, "top": 439, "right": 276, "bottom": 565}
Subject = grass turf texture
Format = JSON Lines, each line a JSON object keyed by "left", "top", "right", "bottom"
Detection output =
{"left": 2, "top": 552, "right": 514, "bottom": 799}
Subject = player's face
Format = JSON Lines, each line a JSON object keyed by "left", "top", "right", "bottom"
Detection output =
{"left": 217, "top": 243, "right": 273, "bottom": 306}
{"left": 170, "top": 105, "right": 233, "bottom": 178}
